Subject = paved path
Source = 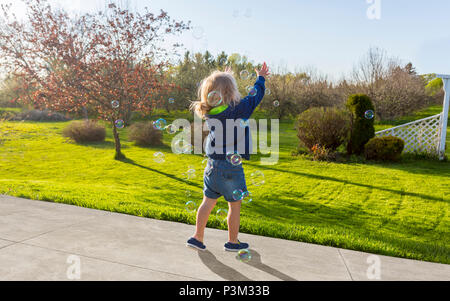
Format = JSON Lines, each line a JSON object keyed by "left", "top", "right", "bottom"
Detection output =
{"left": 0, "top": 195, "right": 448, "bottom": 281}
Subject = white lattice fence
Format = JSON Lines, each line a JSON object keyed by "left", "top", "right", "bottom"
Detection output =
{"left": 376, "top": 113, "right": 443, "bottom": 155}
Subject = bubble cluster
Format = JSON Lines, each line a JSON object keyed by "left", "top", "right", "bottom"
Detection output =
{"left": 365, "top": 110, "right": 375, "bottom": 120}
{"left": 153, "top": 152, "right": 165, "bottom": 164}
{"left": 153, "top": 118, "right": 167, "bottom": 130}
{"left": 250, "top": 170, "right": 265, "bottom": 187}
{"left": 232, "top": 189, "right": 244, "bottom": 201}
{"left": 240, "top": 70, "right": 249, "bottom": 80}
{"left": 273, "top": 100, "right": 280, "bottom": 107}
{"left": 207, "top": 91, "right": 223, "bottom": 107}
{"left": 115, "top": 119, "right": 125, "bottom": 129}
{"left": 168, "top": 98, "right": 175, "bottom": 104}
{"left": 247, "top": 86, "right": 257, "bottom": 97}
{"left": 111, "top": 100, "right": 120, "bottom": 109}
{"left": 165, "top": 124, "right": 177, "bottom": 135}
{"left": 216, "top": 208, "right": 228, "bottom": 221}
{"left": 185, "top": 201, "right": 197, "bottom": 214}
{"left": 241, "top": 191, "right": 252, "bottom": 204}
{"left": 237, "top": 249, "right": 252, "bottom": 263}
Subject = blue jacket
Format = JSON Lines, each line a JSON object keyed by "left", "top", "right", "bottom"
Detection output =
{"left": 205, "top": 76, "right": 266, "bottom": 160}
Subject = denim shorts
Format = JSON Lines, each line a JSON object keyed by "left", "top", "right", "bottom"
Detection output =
{"left": 203, "top": 159, "right": 247, "bottom": 203}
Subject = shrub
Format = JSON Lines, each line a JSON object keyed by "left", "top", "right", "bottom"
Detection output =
{"left": 128, "top": 122, "right": 163, "bottom": 147}
{"left": 364, "top": 136, "right": 405, "bottom": 161}
{"left": 296, "top": 107, "right": 350, "bottom": 151}
{"left": 63, "top": 120, "right": 106, "bottom": 143}
{"left": 346, "top": 94, "right": 375, "bottom": 155}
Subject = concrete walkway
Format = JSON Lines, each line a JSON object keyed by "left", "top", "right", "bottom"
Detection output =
{"left": 0, "top": 195, "right": 448, "bottom": 281}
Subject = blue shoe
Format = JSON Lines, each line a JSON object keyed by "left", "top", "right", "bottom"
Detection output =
{"left": 224, "top": 240, "right": 249, "bottom": 252}
{"left": 186, "top": 237, "right": 206, "bottom": 251}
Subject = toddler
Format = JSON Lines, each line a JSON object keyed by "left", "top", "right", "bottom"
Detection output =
{"left": 186, "top": 62, "right": 270, "bottom": 252}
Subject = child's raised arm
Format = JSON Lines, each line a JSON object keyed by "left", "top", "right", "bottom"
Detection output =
{"left": 234, "top": 62, "right": 270, "bottom": 120}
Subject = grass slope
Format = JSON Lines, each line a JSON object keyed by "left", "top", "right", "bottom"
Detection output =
{"left": 0, "top": 106, "right": 449, "bottom": 264}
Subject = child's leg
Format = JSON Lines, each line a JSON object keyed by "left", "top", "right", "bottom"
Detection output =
{"left": 227, "top": 201, "right": 242, "bottom": 244}
{"left": 192, "top": 196, "right": 217, "bottom": 243}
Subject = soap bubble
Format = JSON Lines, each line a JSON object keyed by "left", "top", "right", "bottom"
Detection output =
{"left": 186, "top": 166, "right": 196, "bottom": 179}
{"left": 365, "top": 110, "right": 375, "bottom": 120}
{"left": 115, "top": 119, "right": 125, "bottom": 129}
{"left": 240, "top": 70, "right": 249, "bottom": 80}
{"left": 240, "top": 119, "right": 249, "bottom": 128}
{"left": 192, "top": 26, "right": 204, "bottom": 39}
{"left": 153, "top": 152, "right": 165, "bottom": 163}
{"left": 207, "top": 91, "right": 223, "bottom": 107}
{"left": 216, "top": 208, "right": 228, "bottom": 220}
{"left": 185, "top": 201, "right": 197, "bottom": 214}
{"left": 266, "top": 89, "right": 271, "bottom": 95}
{"left": 173, "top": 138, "right": 190, "bottom": 154}
{"left": 220, "top": 58, "right": 227, "bottom": 65}
{"left": 250, "top": 170, "right": 265, "bottom": 187}
{"left": 232, "top": 189, "right": 244, "bottom": 201}
{"left": 182, "top": 143, "right": 193, "bottom": 154}
{"left": 241, "top": 191, "right": 252, "bottom": 204}
{"left": 202, "top": 158, "right": 209, "bottom": 167}
{"left": 111, "top": 100, "right": 120, "bottom": 109}
{"left": 153, "top": 118, "right": 167, "bottom": 130}
{"left": 165, "top": 124, "right": 177, "bottom": 135}
{"left": 236, "top": 249, "right": 252, "bottom": 263}
{"left": 230, "top": 153, "right": 242, "bottom": 166}
{"left": 247, "top": 86, "right": 257, "bottom": 97}
{"left": 273, "top": 100, "right": 280, "bottom": 107}
{"left": 168, "top": 98, "right": 175, "bottom": 104}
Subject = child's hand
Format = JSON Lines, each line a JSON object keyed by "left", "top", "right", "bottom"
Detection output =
{"left": 255, "top": 62, "right": 270, "bottom": 78}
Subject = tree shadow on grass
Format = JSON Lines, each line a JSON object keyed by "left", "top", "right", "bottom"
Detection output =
{"left": 119, "top": 157, "right": 202, "bottom": 189}
{"left": 245, "top": 162, "right": 448, "bottom": 203}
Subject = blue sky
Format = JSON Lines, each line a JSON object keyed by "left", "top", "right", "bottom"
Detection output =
{"left": 3, "top": 0, "right": 450, "bottom": 78}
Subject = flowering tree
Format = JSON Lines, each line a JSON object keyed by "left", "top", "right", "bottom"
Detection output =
{"left": 0, "top": 0, "right": 189, "bottom": 159}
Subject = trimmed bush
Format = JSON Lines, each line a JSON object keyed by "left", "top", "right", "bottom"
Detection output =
{"left": 63, "top": 120, "right": 106, "bottom": 143}
{"left": 346, "top": 94, "right": 375, "bottom": 155}
{"left": 296, "top": 107, "right": 351, "bottom": 151}
{"left": 128, "top": 122, "right": 163, "bottom": 147}
{"left": 365, "top": 136, "right": 405, "bottom": 161}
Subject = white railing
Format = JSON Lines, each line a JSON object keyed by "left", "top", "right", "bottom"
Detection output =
{"left": 375, "top": 74, "right": 449, "bottom": 160}
{"left": 376, "top": 113, "right": 443, "bottom": 155}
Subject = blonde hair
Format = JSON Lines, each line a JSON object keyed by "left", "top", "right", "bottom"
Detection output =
{"left": 190, "top": 71, "right": 241, "bottom": 118}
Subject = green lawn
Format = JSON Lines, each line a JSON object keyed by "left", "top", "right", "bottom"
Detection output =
{"left": 0, "top": 106, "right": 449, "bottom": 264}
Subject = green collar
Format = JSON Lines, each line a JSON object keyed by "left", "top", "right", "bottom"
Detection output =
{"left": 208, "top": 105, "right": 229, "bottom": 115}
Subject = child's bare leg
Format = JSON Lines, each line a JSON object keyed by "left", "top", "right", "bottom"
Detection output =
{"left": 192, "top": 196, "right": 217, "bottom": 243}
{"left": 227, "top": 201, "right": 242, "bottom": 244}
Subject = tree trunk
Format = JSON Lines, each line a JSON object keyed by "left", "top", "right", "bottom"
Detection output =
{"left": 112, "top": 122, "right": 125, "bottom": 160}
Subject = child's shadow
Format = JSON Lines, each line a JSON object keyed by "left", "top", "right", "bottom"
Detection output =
{"left": 244, "top": 249, "right": 297, "bottom": 281}
{"left": 197, "top": 249, "right": 297, "bottom": 281}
